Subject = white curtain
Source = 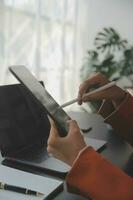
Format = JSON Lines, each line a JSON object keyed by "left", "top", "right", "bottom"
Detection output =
{"left": 0, "top": 0, "right": 90, "bottom": 105}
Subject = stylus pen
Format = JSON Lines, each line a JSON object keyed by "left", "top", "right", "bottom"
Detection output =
{"left": 0, "top": 181, "right": 44, "bottom": 196}
{"left": 59, "top": 81, "right": 115, "bottom": 109}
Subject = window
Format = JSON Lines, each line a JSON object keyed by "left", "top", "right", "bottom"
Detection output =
{"left": 0, "top": 0, "right": 80, "bottom": 104}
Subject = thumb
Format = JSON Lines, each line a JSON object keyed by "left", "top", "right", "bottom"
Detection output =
{"left": 48, "top": 116, "right": 59, "bottom": 138}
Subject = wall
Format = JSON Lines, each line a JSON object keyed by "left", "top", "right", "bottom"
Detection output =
{"left": 85, "top": 0, "right": 133, "bottom": 49}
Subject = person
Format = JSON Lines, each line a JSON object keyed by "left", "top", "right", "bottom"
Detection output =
{"left": 47, "top": 72, "right": 133, "bottom": 200}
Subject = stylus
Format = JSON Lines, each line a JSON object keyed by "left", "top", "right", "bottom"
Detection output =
{"left": 59, "top": 81, "right": 115, "bottom": 109}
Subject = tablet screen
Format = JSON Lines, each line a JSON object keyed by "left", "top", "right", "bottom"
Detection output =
{"left": 9, "top": 66, "right": 71, "bottom": 137}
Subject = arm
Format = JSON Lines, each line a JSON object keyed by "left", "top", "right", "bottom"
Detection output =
{"left": 99, "top": 93, "right": 133, "bottom": 145}
{"left": 47, "top": 73, "right": 133, "bottom": 199}
{"left": 47, "top": 120, "right": 133, "bottom": 200}
{"left": 78, "top": 72, "right": 133, "bottom": 145}
{"left": 66, "top": 146, "right": 133, "bottom": 200}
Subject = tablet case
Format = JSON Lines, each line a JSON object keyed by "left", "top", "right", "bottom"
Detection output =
{"left": 0, "top": 83, "right": 50, "bottom": 157}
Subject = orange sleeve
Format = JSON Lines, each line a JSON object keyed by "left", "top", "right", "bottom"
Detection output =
{"left": 105, "top": 94, "right": 133, "bottom": 145}
{"left": 99, "top": 94, "right": 133, "bottom": 145}
{"left": 66, "top": 147, "right": 133, "bottom": 200}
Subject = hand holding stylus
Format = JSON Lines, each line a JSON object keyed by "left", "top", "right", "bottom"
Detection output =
{"left": 60, "top": 81, "right": 115, "bottom": 108}
{"left": 60, "top": 73, "right": 127, "bottom": 109}
{"left": 78, "top": 73, "right": 127, "bottom": 107}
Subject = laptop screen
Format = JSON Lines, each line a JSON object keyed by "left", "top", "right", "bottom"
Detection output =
{"left": 9, "top": 66, "right": 71, "bottom": 137}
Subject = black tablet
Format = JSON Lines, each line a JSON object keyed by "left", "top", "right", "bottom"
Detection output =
{"left": 9, "top": 65, "right": 70, "bottom": 137}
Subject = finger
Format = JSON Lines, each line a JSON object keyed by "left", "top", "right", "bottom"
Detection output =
{"left": 77, "top": 93, "right": 83, "bottom": 105}
{"left": 49, "top": 119, "right": 59, "bottom": 138}
{"left": 81, "top": 72, "right": 109, "bottom": 92}
{"left": 88, "top": 72, "right": 108, "bottom": 85}
{"left": 47, "top": 146, "right": 67, "bottom": 164}
{"left": 78, "top": 81, "right": 89, "bottom": 105}
{"left": 48, "top": 116, "right": 59, "bottom": 135}
{"left": 47, "top": 126, "right": 59, "bottom": 147}
{"left": 82, "top": 87, "right": 113, "bottom": 102}
{"left": 67, "top": 120, "right": 80, "bottom": 135}
{"left": 78, "top": 73, "right": 108, "bottom": 104}
{"left": 47, "top": 146, "right": 55, "bottom": 156}
{"left": 48, "top": 115, "right": 56, "bottom": 128}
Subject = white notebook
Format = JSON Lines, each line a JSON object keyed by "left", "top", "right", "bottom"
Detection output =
{"left": 0, "top": 165, "right": 63, "bottom": 200}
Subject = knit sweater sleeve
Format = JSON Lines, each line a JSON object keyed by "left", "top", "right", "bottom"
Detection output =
{"left": 66, "top": 147, "right": 133, "bottom": 200}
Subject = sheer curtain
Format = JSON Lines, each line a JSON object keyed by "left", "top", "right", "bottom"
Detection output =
{"left": 0, "top": 0, "right": 90, "bottom": 105}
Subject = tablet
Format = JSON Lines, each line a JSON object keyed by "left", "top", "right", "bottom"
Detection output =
{"left": 9, "top": 66, "right": 70, "bottom": 137}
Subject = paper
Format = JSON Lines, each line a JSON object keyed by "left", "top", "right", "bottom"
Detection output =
{"left": 84, "top": 137, "right": 106, "bottom": 150}
{"left": 0, "top": 165, "right": 62, "bottom": 200}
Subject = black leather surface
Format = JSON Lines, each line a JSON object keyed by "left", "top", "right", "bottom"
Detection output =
{"left": 0, "top": 83, "right": 50, "bottom": 157}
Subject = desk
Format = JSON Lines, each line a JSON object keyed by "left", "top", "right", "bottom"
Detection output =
{"left": 0, "top": 111, "right": 133, "bottom": 200}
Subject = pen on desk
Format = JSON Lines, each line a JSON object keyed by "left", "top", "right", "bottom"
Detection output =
{"left": 0, "top": 181, "right": 44, "bottom": 197}
{"left": 59, "top": 81, "right": 116, "bottom": 109}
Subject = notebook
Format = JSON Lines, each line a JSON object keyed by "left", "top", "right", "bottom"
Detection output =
{"left": 0, "top": 165, "right": 63, "bottom": 200}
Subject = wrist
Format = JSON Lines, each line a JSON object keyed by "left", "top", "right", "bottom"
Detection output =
{"left": 68, "top": 145, "right": 87, "bottom": 166}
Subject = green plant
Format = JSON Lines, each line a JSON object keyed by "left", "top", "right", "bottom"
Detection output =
{"left": 120, "top": 47, "right": 133, "bottom": 76}
{"left": 94, "top": 27, "right": 128, "bottom": 53}
{"left": 81, "top": 27, "right": 133, "bottom": 81}
{"left": 80, "top": 27, "right": 133, "bottom": 111}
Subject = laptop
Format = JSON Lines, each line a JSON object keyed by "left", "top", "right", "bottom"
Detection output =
{"left": 2, "top": 65, "right": 106, "bottom": 174}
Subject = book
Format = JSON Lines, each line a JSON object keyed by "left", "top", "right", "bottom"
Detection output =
{"left": 0, "top": 165, "right": 63, "bottom": 200}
